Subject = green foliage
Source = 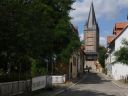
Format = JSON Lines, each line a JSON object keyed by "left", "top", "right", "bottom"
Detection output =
{"left": 31, "top": 58, "right": 46, "bottom": 77}
{"left": 122, "top": 39, "right": 128, "bottom": 46}
{"left": 98, "top": 45, "right": 106, "bottom": 68}
{"left": 114, "top": 39, "right": 128, "bottom": 64}
{"left": 55, "top": 23, "right": 80, "bottom": 64}
{"left": 0, "top": 0, "right": 79, "bottom": 78}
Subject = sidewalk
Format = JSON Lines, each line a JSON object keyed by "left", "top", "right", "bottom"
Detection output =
{"left": 32, "top": 81, "right": 73, "bottom": 96}
{"left": 112, "top": 80, "right": 128, "bottom": 89}
{"left": 33, "top": 73, "right": 87, "bottom": 96}
{"left": 100, "top": 72, "right": 128, "bottom": 89}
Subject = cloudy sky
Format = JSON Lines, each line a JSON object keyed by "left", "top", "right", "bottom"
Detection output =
{"left": 70, "top": 0, "right": 128, "bottom": 46}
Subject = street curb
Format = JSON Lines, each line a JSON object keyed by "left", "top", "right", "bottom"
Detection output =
{"left": 111, "top": 81, "right": 128, "bottom": 96}
{"left": 53, "top": 74, "right": 88, "bottom": 96}
{"left": 99, "top": 73, "right": 128, "bottom": 96}
{"left": 124, "top": 93, "right": 128, "bottom": 96}
{"left": 111, "top": 81, "right": 128, "bottom": 89}
{"left": 101, "top": 73, "right": 128, "bottom": 89}
{"left": 53, "top": 82, "right": 79, "bottom": 96}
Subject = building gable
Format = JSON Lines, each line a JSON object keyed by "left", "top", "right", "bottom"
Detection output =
{"left": 115, "top": 26, "right": 128, "bottom": 51}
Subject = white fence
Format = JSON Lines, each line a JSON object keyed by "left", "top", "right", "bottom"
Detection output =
{"left": 32, "top": 76, "right": 47, "bottom": 91}
{"left": 0, "top": 80, "right": 30, "bottom": 96}
{"left": 32, "top": 75, "right": 66, "bottom": 91}
{"left": 52, "top": 75, "right": 66, "bottom": 84}
{"left": 112, "top": 63, "right": 128, "bottom": 80}
{"left": 0, "top": 75, "right": 66, "bottom": 96}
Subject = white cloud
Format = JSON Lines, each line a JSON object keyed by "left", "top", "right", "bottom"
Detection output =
{"left": 70, "top": 0, "right": 128, "bottom": 46}
{"left": 79, "top": 33, "right": 84, "bottom": 41}
{"left": 100, "top": 36, "right": 106, "bottom": 46}
{"left": 70, "top": 0, "right": 90, "bottom": 24}
{"left": 70, "top": 0, "right": 128, "bottom": 24}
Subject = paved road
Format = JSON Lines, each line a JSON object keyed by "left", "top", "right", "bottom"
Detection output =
{"left": 56, "top": 72, "right": 127, "bottom": 96}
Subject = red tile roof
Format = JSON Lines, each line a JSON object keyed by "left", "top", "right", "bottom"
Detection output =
{"left": 107, "top": 36, "right": 114, "bottom": 44}
{"left": 115, "top": 22, "right": 128, "bottom": 28}
{"left": 107, "top": 22, "right": 128, "bottom": 45}
{"left": 113, "top": 22, "right": 128, "bottom": 36}
{"left": 113, "top": 25, "right": 128, "bottom": 42}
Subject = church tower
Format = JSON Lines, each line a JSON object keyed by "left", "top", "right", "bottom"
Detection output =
{"left": 84, "top": 2, "right": 99, "bottom": 70}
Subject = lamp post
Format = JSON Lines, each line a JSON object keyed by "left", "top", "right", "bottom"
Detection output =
{"left": 52, "top": 54, "right": 56, "bottom": 75}
{"left": 44, "top": 58, "right": 48, "bottom": 88}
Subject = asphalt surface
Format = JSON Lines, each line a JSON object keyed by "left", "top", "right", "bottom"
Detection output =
{"left": 56, "top": 72, "right": 128, "bottom": 96}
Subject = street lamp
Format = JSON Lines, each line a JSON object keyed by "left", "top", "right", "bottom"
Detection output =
{"left": 52, "top": 54, "right": 56, "bottom": 75}
{"left": 44, "top": 58, "right": 48, "bottom": 75}
{"left": 44, "top": 58, "right": 49, "bottom": 88}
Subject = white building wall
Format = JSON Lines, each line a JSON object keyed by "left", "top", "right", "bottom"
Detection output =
{"left": 110, "top": 27, "right": 128, "bottom": 80}
{"left": 111, "top": 51, "right": 116, "bottom": 63}
{"left": 105, "top": 54, "right": 112, "bottom": 77}
{"left": 72, "top": 54, "right": 78, "bottom": 79}
{"left": 112, "top": 28, "right": 128, "bottom": 80}
{"left": 106, "top": 53, "right": 112, "bottom": 65}
{"left": 115, "top": 28, "right": 128, "bottom": 51}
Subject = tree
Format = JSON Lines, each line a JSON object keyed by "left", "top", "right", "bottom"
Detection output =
{"left": 0, "top": 0, "right": 79, "bottom": 78}
{"left": 114, "top": 39, "right": 128, "bottom": 64}
{"left": 98, "top": 45, "right": 106, "bottom": 68}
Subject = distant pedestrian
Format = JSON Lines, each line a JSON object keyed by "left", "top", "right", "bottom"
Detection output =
{"left": 86, "top": 65, "right": 90, "bottom": 73}
{"left": 87, "top": 67, "right": 90, "bottom": 73}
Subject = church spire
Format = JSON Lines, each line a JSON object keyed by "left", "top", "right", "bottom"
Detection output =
{"left": 86, "top": 2, "right": 97, "bottom": 28}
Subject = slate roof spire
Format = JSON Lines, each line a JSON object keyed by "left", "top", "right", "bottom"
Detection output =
{"left": 86, "top": 2, "right": 97, "bottom": 29}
